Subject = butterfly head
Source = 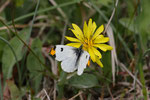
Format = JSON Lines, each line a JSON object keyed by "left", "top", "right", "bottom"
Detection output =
{"left": 50, "top": 47, "right": 56, "bottom": 56}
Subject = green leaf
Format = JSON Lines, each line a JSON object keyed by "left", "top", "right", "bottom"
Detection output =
{"left": 5, "top": 0, "right": 35, "bottom": 22}
{"left": 96, "top": 0, "right": 113, "bottom": 6}
{"left": 7, "top": 80, "right": 21, "bottom": 100}
{"left": 119, "top": 18, "right": 138, "bottom": 33}
{"left": 137, "top": 0, "right": 150, "bottom": 34}
{"left": 2, "top": 29, "right": 29, "bottom": 79}
{"left": 0, "top": 31, "right": 8, "bottom": 62}
{"left": 15, "top": 0, "right": 24, "bottom": 7}
{"left": 136, "top": 0, "right": 150, "bottom": 49}
{"left": 26, "top": 38, "right": 45, "bottom": 93}
{"left": 57, "top": 71, "right": 67, "bottom": 99}
{"left": 101, "top": 52, "right": 112, "bottom": 84}
{"left": 68, "top": 73, "right": 99, "bottom": 88}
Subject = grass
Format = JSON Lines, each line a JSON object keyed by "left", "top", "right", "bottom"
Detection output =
{"left": 0, "top": 0, "right": 150, "bottom": 99}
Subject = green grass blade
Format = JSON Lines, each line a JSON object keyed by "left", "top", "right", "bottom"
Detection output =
{"left": 28, "top": 0, "right": 40, "bottom": 40}
{"left": 139, "top": 62, "right": 147, "bottom": 100}
{"left": 90, "top": 1, "right": 134, "bottom": 59}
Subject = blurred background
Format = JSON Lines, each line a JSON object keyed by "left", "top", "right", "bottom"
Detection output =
{"left": 0, "top": 0, "right": 150, "bottom": 99}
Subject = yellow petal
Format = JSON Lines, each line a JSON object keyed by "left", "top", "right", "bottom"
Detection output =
{"left": 94, "top": 35, "right": 109, "bottom": 43}
{"left": 72, "top": 23, "right": 84, "bottom": 38}
{"left": 87, "top": 19, "right": 93, "bottom": 40}
{"left": 93, "top": 44, "right": 113, "bottom": 52}
{"left": 65, "top": 36, "right": 80, "bottom": 42}
{"left": 91, "top": 22, "right": 97, "bottom": 35}
{"left": 92, "top": 47, "right": 102, "bottom": 59}
{"left": 66, "top": 43, "right": 81, "bottom": 48}
{"left": 88, "top": 18, "right": 92, "bottom": 29}
{"left": 92, "top": 25, "right": 104, "bottom": 40}
{"left": 95, "top": 57, "right": 103, "bottom": 67}
{"left": 70, "top": 29, "right": 82, "bottom": 41}
{"left": 83, "top": 21, "right": 88, "bottom": 37}
{"left": 83, "top": 46, "right": 88, "bottom": 51}
{"left": 88, "top": 47, "right": 96, "bottom": 62}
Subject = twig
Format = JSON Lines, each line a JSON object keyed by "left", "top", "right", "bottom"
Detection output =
{"left": 49, "top": 0, "right": 67, "bottom": 19}
{"left": 28, "top": 93, "right": 31, "bottom": 100}
{"left": 53, "top": 81, "right": 57, "bottom": 100}
{"left": 118, "top": 61, "right": 142, "bottom": 87}
{"left": 68, "top": 91, "right": 83, "bottom": 100}
{"left": 103, "top": 0, "right": 119, "bottom": 34}
{"left": 37, "top": 24, "right": 46, "bottom": 37}
{"left": 0, "top": 0, "right": 10, "bottom": 13}
{"left": 0, "top": 23, "right": 50, "bottom": 30}
{"left": 61, "top": 20, "right": 68, "bottom": 45}
{"left": 44, "top": 89, "right": 51, "bottom": 100}
{"left": 107, "top": 85, "right": 114, "bottom": 99}
{"left": 42, "top": 49, "right": 55, "bottom": 70}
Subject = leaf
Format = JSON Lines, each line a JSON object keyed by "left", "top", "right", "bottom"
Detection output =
{"left": 136, "top": 0, "right": 150, "bottom": 49}
{"left": 137, "top": 0, "right": 150, "bottom": 34}
{"left": 5, "top": 0, "right": 35, "bottom": 22}
{"left": 57, "top": 71, "right": 67, "bottom": 99}
{"left": 7, "top": 80, "right": 21, "bottom": 100}
{"left": 96, "top": 0, "right": 113, "bottom": 6}
{"left": 2, "top": 29, "right": 29, "bottom": 79}
{"left": 101, "top": 52, "right": 112, "bottom": 84}
{"left": 119, "top": 18, "right": 138, "bottom": 33}
{"left": 68, "top": 73, "right": 99, "bottom": 88}
{"left": 0, "top": 31, "right": 8, "bottom": 62}
{"left": 15, "top": 0, "right": 24, "bottom": 7}
{"left": 26, "top": 38, "right": 45, "bottom": 93}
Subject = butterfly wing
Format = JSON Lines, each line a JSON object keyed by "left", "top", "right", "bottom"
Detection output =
{"left": 55, "top": 45, "right": 90, "bottom": 75}
{"left": 61, "top": 55, "right": 78, "bottom": 72}
{"left": 55, "top": 45, "right": 77, "bottom": 72}
{"left": 55, "top": 45, "right": 75, "bottom": 61}
{"left": 77, "top": 51, "right": 90, "bottom": 75}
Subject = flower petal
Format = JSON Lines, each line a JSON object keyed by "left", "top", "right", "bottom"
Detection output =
{"left": 94, "top": 35, "right": 109, "bottom": 43}
{"left": 66, "top": 43, "right": 81, "bottom": 48}
{"left": 88, "top": 47, "right": 96, "bottom": 62}
{"left": 92, "top": 25, "right": 104, "bottom": 40}
{"left": 88, "top": 18, "right": 92, "bottom": 29}
{"left": 72, "top": 23, "right": 84, "bottom": 39}
{"left": 91, "top": 22, "right": 97, "bottom": 35}
{"left": 87, "top": 19, "right": 93, "bottom": 40}
{"left": 92, "top": 47, "right": 102, "bottom": 59}
{"left": 65, "top": 36, "right": 80, "bottom": 42}
{"left": 83, "top": 47, "right": 88, "bottom": 51}
{"left": 83, "top": 21, "right": 88, "bottom": 37}
{"left": 93, "top": 44, "right": 113, "bottom": 52}
{"left": 95, "top": 56, "right": 103, "bottom": 67}
{"left": 70, "top": 29, "right": 83, "bottom": 41}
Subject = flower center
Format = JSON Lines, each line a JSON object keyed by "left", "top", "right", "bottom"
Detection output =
{"left": 83, "top": 38, "right": 93, "bottom": 49}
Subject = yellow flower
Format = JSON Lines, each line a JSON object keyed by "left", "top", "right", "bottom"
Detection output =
{"left": 65, "top": 19, "right": 113, "bottom": 67}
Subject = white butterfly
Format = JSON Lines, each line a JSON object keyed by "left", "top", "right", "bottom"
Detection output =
{"left": 54, "top": 45, "right": 90, "bottom": 75}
